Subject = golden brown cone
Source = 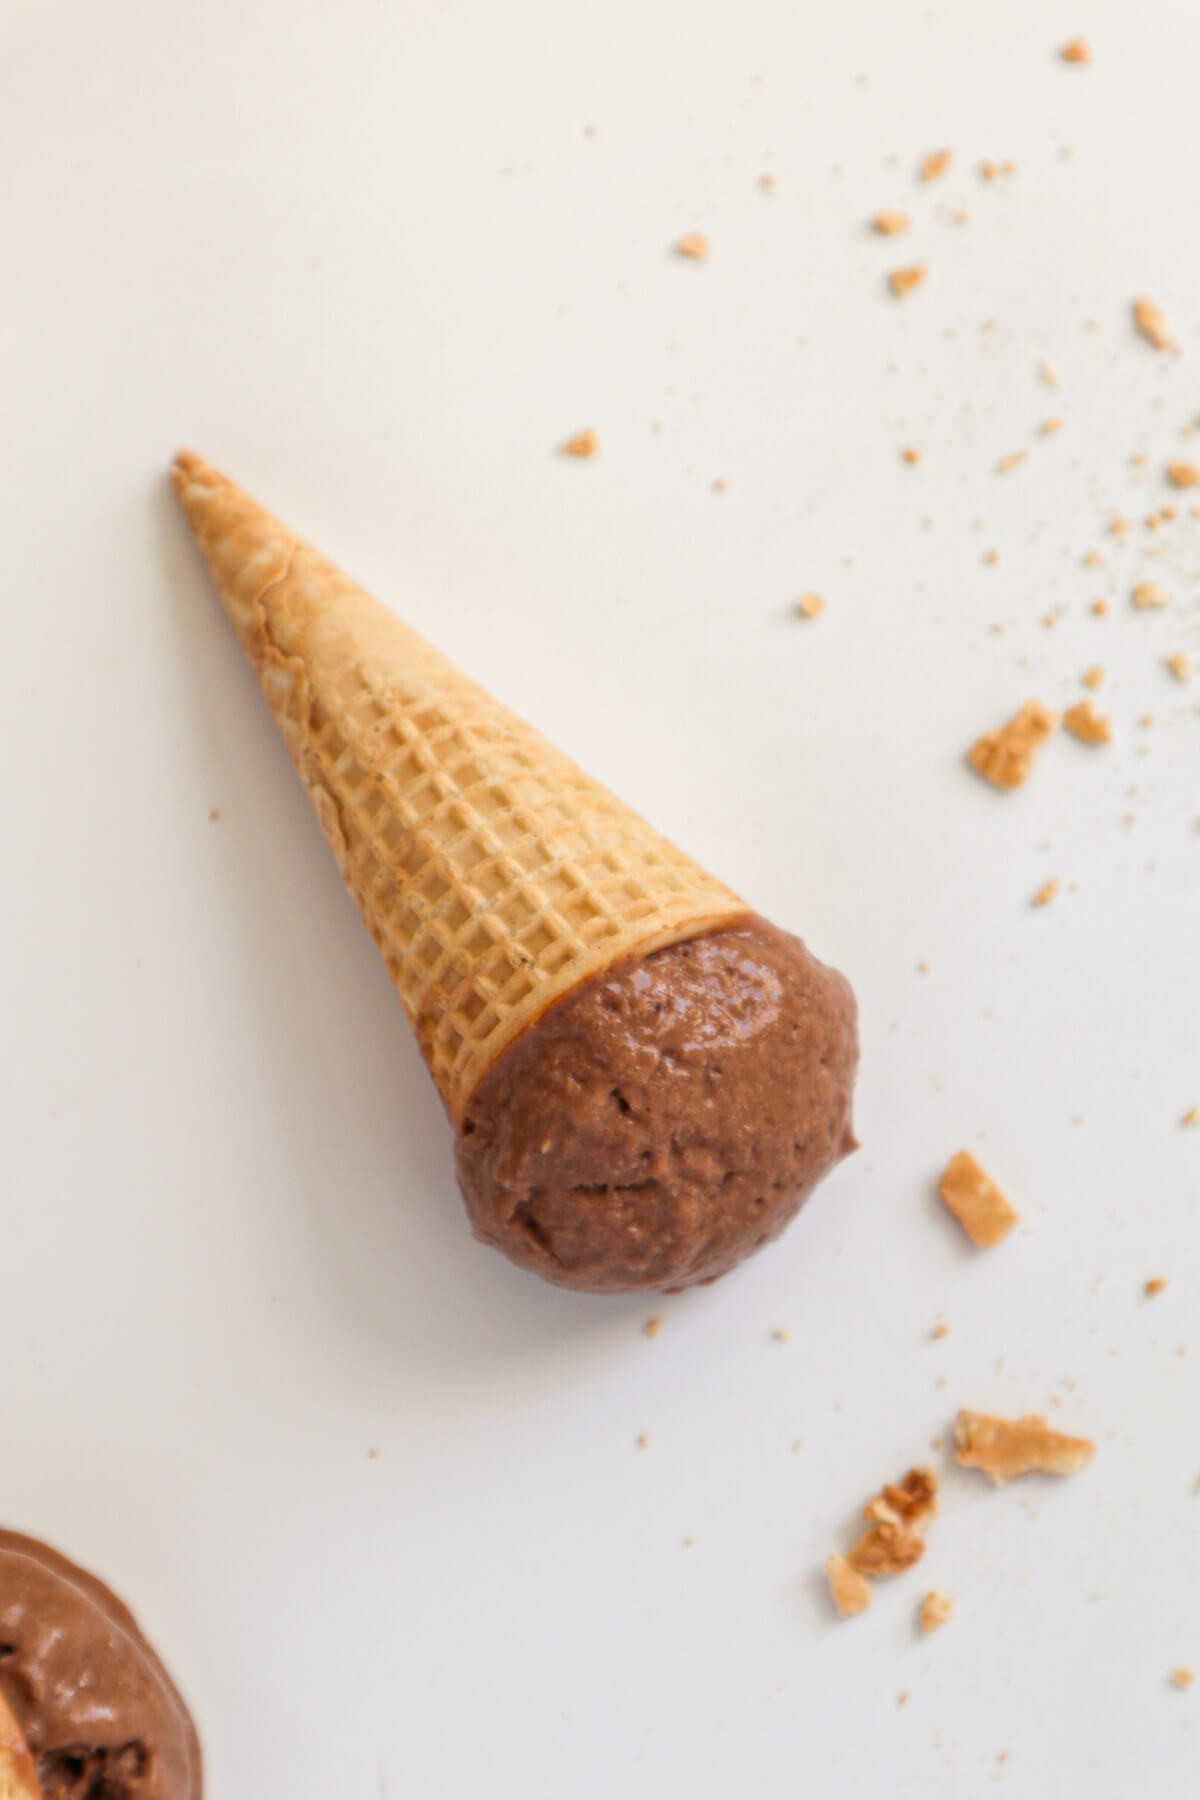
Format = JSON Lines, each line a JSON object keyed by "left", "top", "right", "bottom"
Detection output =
{"left": 171, "top": 451, "right": 748, "bottom": 1119}
{"left": 0, "top": 1692, "right": 40, "bottom": 1800}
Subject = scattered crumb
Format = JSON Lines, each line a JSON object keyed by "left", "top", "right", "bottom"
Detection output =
{"left": 901, "top": 446, "right": 921, "bottom": 465}
{"left": 759, "top": 173, "right": 776, "bottom": 193}
{"left": 644, "top": 1315, "right": 662, "bottom": 1338}
{"left": 368, "top": 1448, "right": 380, "bottom": 1461}
{"left": 1040, "top": 358, "right": 1061, "bottom": 388}
{"left": 825, "top": 1553, "right": 872, "bottom": 1619}
{"left": 675, "top": 232, "right": 708, "bottom": 261}
{"left": 636, "top": 1433, "right": 649, "bottom": 1449}
{"left": 873, "top": 209, "right": 910, "bottom": 235}
{"left": 208, "top": 808, "right": 220, "bottom": 822}
{"left": 919, "top": 1592, "right": 954, "bottom": 1634}
{"left": 918, "top": 959, "right": 931, "bottom": 974}
{"left": 1160, "top": 503, "right": 1176, "bottom": 520}
{"left": 897, "top": 1692, "right": 909, "bottom": 1708}
{"left": 1090, "top": 595, "right": 1108, "bottom": 612}
{"left": 1168, "top": 461, "right": 1200, "bottom": 489}
{"left": 1110, "top": 516, "right": 1130, "bottom": 536}
{"left": 1063, "top": 700, "right": 1112, "bottom": 745}
{"left": 711, "top": 477, "right": 728, "bottom": 493}
{"left": 1032, "top": 878, "right": 1060, "bottom": 908}
{"left": 1040, "top": 418, "right": 1064, "bottom": 436}
{"left": 863, "top": 1467, "right": 938, "bottom": 1532}
{"left": 889, "top": 264, "right": 927, "bottom": 299}
{"left": 983, "top": 549, "right": 998, "bottom": 566}
{"left": 1165, "top": 652, "right": 1191, "bottom": 682}
{"left": 938, "top": 1150, "right": 1019, "bottom": 1248}
{"left": 1132, "top": 581, "right": 1169, "bottom": 610}
{"left": 796, "top": 593, "right": 825, "bottom": 619}
{"left": 996, "top": 450, "right": 1027, "bottom": 474}
{"left": 1172, "top": 1667, "right": 1195, "bottom": 1691}
{"left": 1183, "top": 1107, "right": 1199, "bottom": 1128}
{"left": 932, "top": 1320, "right": 950, "bottom": 1339}
{"left": 772, "top": 1326, "right": 790, "bottom": 1343}
{"left": 919, "top": 149, "right": 951, "bottom": 183}
{"left": 559, "top": 428, "right": 597, "bottom": 459}
{"left": 1145, "top": 1277, "right": 1169, "bottom": 1298}
{"left": 1133, "top": 297, "right": 1175, "bottom": 351}
{"left": 847, "top": 1521, "right": 926, "bottom": 1576}
{"left": 954, "top": 1410, "right": 1095, "bottom": 1484}
{"left": 1060, "top": 37, "right": 1092, "bottom": 64}
{"left": 1131, "top": 451, "right": 1150, "bottom": 467}
{"left": 967, "top": 700, "right": 1058, "bottom": 790}
{"left": 1139, "top": 713, "right": 1155, "bottom": 729}
{"left": 1082, "top": 665, "right": 1105, "bottom": 690}
{"left": 1083, "top": 555, "right": 1105, "bottom": 572}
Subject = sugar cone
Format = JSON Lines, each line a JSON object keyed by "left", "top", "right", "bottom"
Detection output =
{"left": 172, "top": 452, "right": 748, "bottom": 1120}
{"left": 0, "top": 1691, "right": 40, "bottom": 1800}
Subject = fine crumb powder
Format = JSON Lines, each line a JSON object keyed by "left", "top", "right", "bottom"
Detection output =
{"left": 967, "top": 700, "right": 1058, "bottom": 790}
{"left": 919, "top": 148, "right": 952, "bottom": 182}
{"left": 954, "top": 1410, "right": 1095, "bottom": 1484}
{"left": 826, "top": 1553, "right": 872, "bottom": 1618}
{"left": 919, "top": 1592, "right": 954, "bottom": 1634}
{"left": 889, "top": 264, "right": 927, "bottom": 299}
{"left": 1167, "top": 460, "right": 1200, "bottom": 489}
{"left": 559, "top": 428, "right": 597, "bottom": 459}
{"left": 675, "top": 232, "right": 708, "bottom": 261}
{"left": 1064, "top": 700, "right": 1113, "bottom": 745}
{"left": 1145, "top": 1277, "right": 1169, "bottom": 1298}
{"left": 1165, "top": 652, "right": 1191, "bottom": 682}
{"left": 1031, "top": 878, "right": 1060, "bottom": 908}
{"left": 797, "top": 593, "right": 825, "bottom": 619}
{"left": 873, "top": 209, "right": 910, "bottom": 235}
{"left": 1082, "top": 665, "right": 1105, "bottom": 690}
{"left": 1132, "top": 581, "right": 1169, "bottom": 610}
{"left": 1060, "top": 37, "right": 1092, "bottom": 63}
{"left": 938, "top": 1150, "right": 1019, "bottom": 1248}
{"left": 1133, "top": 297, "right": 1175, "bottom": 351}
{"left": 1172, "top": 1668, "right": 1195, "bottom": 1691}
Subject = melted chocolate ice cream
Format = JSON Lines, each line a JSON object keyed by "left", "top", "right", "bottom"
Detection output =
{"left": 456, "top": 915, "right": 857, "bottom": 1291}
{"left": 0, "top": 1533, "right": 201, "bottom": 1800}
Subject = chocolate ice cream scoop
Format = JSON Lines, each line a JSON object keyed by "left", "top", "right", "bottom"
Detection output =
{"left": 173, "top": 453, "right": 858, "bottom": 1292}
{"left": 457, "top": 916, "right": 857, "bottom": 1290}
{"left": 0, "top": 1533, "right": 201, "bottom": 1800}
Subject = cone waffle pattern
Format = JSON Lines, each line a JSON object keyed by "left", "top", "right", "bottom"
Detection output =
{"left": 172, "top": 453, "right": 747, "bottom": 1119}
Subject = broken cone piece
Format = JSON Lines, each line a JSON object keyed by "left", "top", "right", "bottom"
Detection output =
{"left": 172, "top": 454, "right": 858, "bottom": 1291}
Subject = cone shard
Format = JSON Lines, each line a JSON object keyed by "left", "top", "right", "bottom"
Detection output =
{"left": 172, "top": 451, "right": 748, "bottom": 1119}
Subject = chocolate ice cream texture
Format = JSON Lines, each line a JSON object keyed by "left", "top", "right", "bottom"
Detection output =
{"left": 0, "top": 1533, "right": 201, "bottom": 1800}
{"left": 172, "top": 452, "right": 858, "bottom": 1291}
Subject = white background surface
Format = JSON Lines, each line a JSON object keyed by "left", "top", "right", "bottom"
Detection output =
{"left": 2, "top": 2, "right": 1199, "bottom": 1794}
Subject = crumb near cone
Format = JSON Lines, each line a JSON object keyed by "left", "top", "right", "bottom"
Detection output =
{"left": 825, "top": 1554, "right": 871, "bottom": 1618}
{"left": 954, "top": 1410, "right": 1094, "bottom": 1483}
{"left": 967, "top": 701, "right": 1058, "bottom": 790}
{"left": 919, "top": 1592, "right": 953, "bottom": 1634}
{"left": 938, "top": 1151, "right": 1018, "bottom": 1247}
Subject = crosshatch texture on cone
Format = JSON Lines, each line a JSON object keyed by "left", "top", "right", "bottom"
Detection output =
{"left": 172, "top": 452, "right": 748, "bottom": 1119}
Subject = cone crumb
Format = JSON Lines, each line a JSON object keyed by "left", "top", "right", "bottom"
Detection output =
{"left": 847, "top": 1523, "right": 925, "bottom": 1576}
{"left": 1090, "top": 595, "right": 1108, "bottom": 612}
{"left": 1133, "top": 581, "right": 1169, "bottom": 610}
{"left": 1165, "top": 653, "right": 1191, "bottom": 682}
{"left": 997, "top": 451, "right": 1028, "bottom": 474}
{"left": 675, "top": 232, "right": 708, "bottom": 261}
{"left": 1145, "top": 1277, "right": 1169, "bottom": 1298}
{"left": 919, "top": 149, "right": 951, "bottom": 182}
{"left": 1172, "top": 1667, "right": 1195, "bottom": 1691}
{"left": 1183, "top": 1108, "right": 1200, "bottom": 1128}
{"left": 1032, "top": 878, "right": 1060, "bottom": 908}
{"left": 938, "top": 1150, "right": 1018, "bottom": 1248}
{"left": 1040, "top": 359, "right": 1061, "bottom": 388}
{"left": 862, "top": 1467, "right": 938, "bottom": 1533}
{"left": 559, "top": 428, "right": 598, "bottom": 459}
{"left": 635, "top": 1433, "right": 649, "bottom": 1450}
{"left": 932, "top": 1319, "right": 950, "bottom": 1339}
{"left": 919, "top": 1592, "right": 954, "bottom": 1634}
{"left": 1133, "top": 298, "right": 1175, "bottom": 351}
{"left": 1167, "top": 461, "right": 1200, "bottom": 489}
{"left": 901, "top": 446, "right": 920, "bottom": 465}
{"left": 1064, "top": 701, "right": 1112, "bottom": 745}
{"left": 967, "top": 700, "right": 1058, "bottom": 790}
{"left": 873, "top": 210, "right": 910, "bottom": 235}
{"left": 796, "top": 593, "right": 825, "bottom": 619}
{"left": 889, "top": 264, "right": 927, "bottom": 299}
{"left": 954, "top": 1410, "right": 1094, "bottom": 1484}
{"left": 644, "top": 1315, "right": 662, "bottom": 1338}
{"left": 1060, "top": 37, "right": 1092, "bottom": 63}
{"left": 1082, "top": 665, "right": 1105, "bottom": 690}
{"left": 825, "top": 1554, "right": 872, "bottom": 1619}
{"left": 1040, "top": 418, "right": 1064, "bottom": 436}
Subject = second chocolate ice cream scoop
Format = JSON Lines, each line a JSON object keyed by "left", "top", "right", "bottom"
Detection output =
{"left": 172, "top": 452, "right": 857, "bottom": 1291}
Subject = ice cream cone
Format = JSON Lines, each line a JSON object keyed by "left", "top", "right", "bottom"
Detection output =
{"left": 172, "top": 452, "right": 748, "bottom": 1120}
{"left": 0, "top": 1692, "right": 40, "bottom": 1800}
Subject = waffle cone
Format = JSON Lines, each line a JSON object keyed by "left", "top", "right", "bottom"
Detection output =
{"left": 172, "top": 452, "right": 748, "bottom": 1119}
